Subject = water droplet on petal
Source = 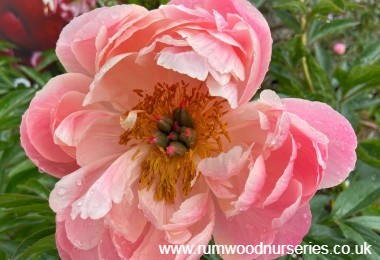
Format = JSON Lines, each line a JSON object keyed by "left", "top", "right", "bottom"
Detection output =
{"left": 76, "top": 180, "right": 83, "bottom": 186}
{"left": 56, "top": 187, "right": 66, "bottom": 196}
{"left": 111, "top": 12, "right": 119, "bottom": 19}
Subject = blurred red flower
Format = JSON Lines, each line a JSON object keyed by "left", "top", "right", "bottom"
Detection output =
{"left": 0, "top": 0, "right": 95, "bottom": 52}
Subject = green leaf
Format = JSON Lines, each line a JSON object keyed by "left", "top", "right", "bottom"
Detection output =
{"left": 18, "top": 66, "right": 48, "bottom": 87}
{"left": 346, "top": 65, "right": 380, "bottom": 88}
{"left": 272, "top": 0, "right": 307, "bottom": 14}
{"left": 353, "top": 42, "right": 380, "bottom": 65}
{"left": 306, "top": 54, "right": 336, "bottom": 104}
{"left": 331, "top": 180, "right": 380, "bottom": 220}
{"left": 357, "top": 139, "right": 380, "bottom": 168}
{"left": 15, "top": 234, "right": 57, "bottom": 260}
{"left": 345, "top": 216, "right": 380, "bottom": 232}
{"left": 17, "top": 179, "right": 51, "bottom": 199}
{"left": 309, "top": 19, "right": 359, "bottom": 44}
{"left": 14, "top": 228, "right": 55, "bottom": 259}
{"left": 0, "top": 194, "right": 47, "bottom": 208}
{"left": 0, "top": 89, "right": 35, "bottom": 118}
{"left": 311, "top": 0, "right": 343, "bottom": 16}
{"left": 310, "top": 195, "right": 331, "bottom": 223}
{"left": 249, "top": 0, "right": 266, "bottom": 8}
{"left": 274, "top": 10, "right": 301, "bottom": 33}
{"left": 314, "top": 44, "right": 333, "bottom": 75}
{"left": 338, "top": 223, "right": 380, "bottom": 259}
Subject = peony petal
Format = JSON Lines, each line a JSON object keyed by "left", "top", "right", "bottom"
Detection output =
{"left": 71, "top": 146, "right": 148, "bottom": 220}
{"left": 65, "top": 213, "right": 104, "bottom": 250}
{"left": 283, "top": 98, "right": 357, "bottom": 188}
{"left": 98, "top": 228, "right": 121, "bottom": 259}
{"left": 169, "top": 0, "right": 272, "bottom": 105}
{"left": 20, "top": 111, "right": 78, "bottom": 178}
{"left": 49, "top": 155, "right": 117, "bottom": 221}
{"left": 26, "top": 74, "right": 91, "bottom": 162}
{"left": 56, "top": 220, "right": 99, "bottom": 260}
{"left": 157, "top": 47, "right": 209, "bottom": 81}
{"left": 198, "top": 146, "right": 251, "bottom": 180}
{"left": 106, "top": 193, "right": 147, "bottom": 243}
{"left": 57, "top": 5, "right": 147, "bottom": 75}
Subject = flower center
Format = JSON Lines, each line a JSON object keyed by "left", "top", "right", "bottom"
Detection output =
{"left": 119, "top": 82, "right": 231, "bottom": 203}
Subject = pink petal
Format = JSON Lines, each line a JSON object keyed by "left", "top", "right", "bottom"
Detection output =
{"left": 57, "top": 5, "right": 147, "bottom": 75}
{"left": 65, "top": 213, "right": 104, "bottom": 250}
{"left": 71, "top": 146, "right": 148, "bottom": 220}
{"left": 198, "top": 146, "right": 251, "bottom": 180}
{"left": 169, "top": 0, "right": 272, "bottom": 105}
{"left": 20, "top": 111, "right": 78, "bottom": 178}
{"left": 26, "top": 74, "right": 91, "bottom": 162}
{"left": 106, "top": 193, "right": 147, "bottom": 243}
{"left": 259, "top": 136, "right": 296, "bottom": 207}
{"left": 283, "top": 99, "right": 357, "bottom": 188}
{"left": 84, "top": 53, "right": 200, "bottom": 110}
{"left": 49, "top": 155, "right": 117, "bottom": 221}
{"left": 260, "top": 204, "right": 311, "bottom": 259}
{"left": 76, "top": 115, "right": 127, "bottom": 166}
{"left": 54, "top": 110, "right": 116, "bottom": 148}
{"left": 56, "top": 220, "right": 99, "bottom": 259}
{"left": 98, "top": 228, "right": 121, "bottom": 259}
{"left": 157, "top": 47, "right": 209, "bottom": 81}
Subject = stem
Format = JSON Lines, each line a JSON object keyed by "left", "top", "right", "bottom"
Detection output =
{"left": 300, "top": 2, "right": 315, "bottom": 93}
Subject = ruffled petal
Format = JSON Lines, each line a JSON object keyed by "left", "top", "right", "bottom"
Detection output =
{"left": 57, "top": 5, "right": 147, "bottom": 75}
{"left": 283, "top": 99, "right": 357, "bottom": 188}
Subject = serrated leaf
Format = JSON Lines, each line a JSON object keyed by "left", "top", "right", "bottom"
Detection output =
{"left": 331, "top": 180, "right": 380, "bottom": 220}
{"left": 309, "top": 20, "right": 359, "bottom": 44}
{"left": 357, "top": 139, "right": 380, "bottom": 168}
{"left": 345, "top": 217, "right": 380, "bottom": 232}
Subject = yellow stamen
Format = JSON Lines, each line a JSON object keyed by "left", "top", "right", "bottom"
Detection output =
{"left": 120, "top": 81, "right": 231, "bottom": 203}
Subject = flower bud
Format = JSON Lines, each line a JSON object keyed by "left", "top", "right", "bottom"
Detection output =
{"left": 333, "top": 43, "right": 346, "bottom": 55}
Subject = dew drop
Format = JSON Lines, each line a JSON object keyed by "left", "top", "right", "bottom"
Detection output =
{"left": 38, "top": 168, "right": 45, "bottom": 173}
{"left": 56, "top": 187, "right": 66, "bottom": 196}
{"left": 73, "top": 36, "right": 82, "bottom": 42}
{"left": 76, "top": 180, "right": 83, "bottom": 186}
{"left": 111, "top": 12, "right": 120, "bottom": 19}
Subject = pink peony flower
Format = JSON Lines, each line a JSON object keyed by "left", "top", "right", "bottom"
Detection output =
{"left": 333, "top": 42, "right": 346, "bottom": 55}
{"left": 20, "top": 0, "right": 357, "bottom": 259}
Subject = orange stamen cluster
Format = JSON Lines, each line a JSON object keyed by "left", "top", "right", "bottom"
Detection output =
{"left": 119, "top": 81, "right": 231, "bottom": 203}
